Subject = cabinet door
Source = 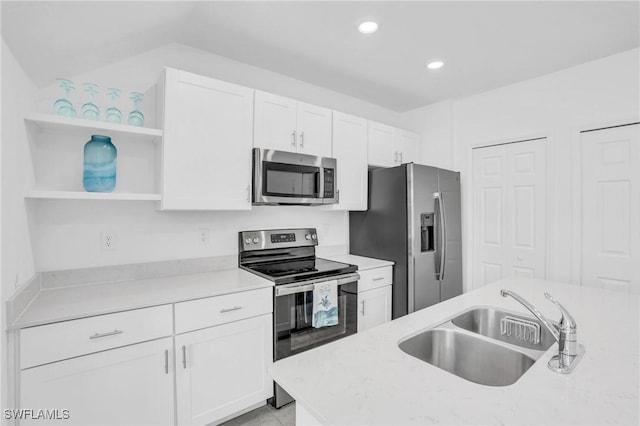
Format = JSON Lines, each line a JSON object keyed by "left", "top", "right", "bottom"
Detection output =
{"left": 296, "top": 102, "right": 332, "bottom": 157}
{"left": 367, "top": 121, "right": 395, "bottom": 167}
{"left": 162, "top": 68, "right": 254, "bottom": 210}
{"left": 20, "top": 338, "right": 174, "bottom": 426}
{"left": 357, "top": 286, "right": 392, "bottom": 332}
{"left": 395, "top": 129, "right": 420, "bottom": 164}
{"left": 331, "top": 112, "right": 368, "bottom": 211}
{"left": 175, "top": 314, "right": 273, "bottom": 426}
{"left": 254, "top": 91, "right": 298, "bottom": 152}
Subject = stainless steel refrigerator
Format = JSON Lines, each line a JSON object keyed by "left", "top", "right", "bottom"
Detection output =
{"left": 349, "top": 163, "right": 462, "bottom": 319}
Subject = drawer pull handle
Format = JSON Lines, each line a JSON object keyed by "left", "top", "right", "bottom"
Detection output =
{"left": 164, "top": 349, "right": 169, "bottom": 374}
{"left": 182, "top": 345, "right": 187, "bottom": 369}
{"left": 89, "top": 330, "right": 123, "bottom": 340}
{"left": 220, "top": 306, "right": 242, "bottom": 313}
{"left": 372, "top": 277, "right": 385, "bottom": 281}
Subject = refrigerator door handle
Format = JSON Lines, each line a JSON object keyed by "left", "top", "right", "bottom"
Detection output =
{"left": 434, "top": 192, "right": 446, "bottom": 281}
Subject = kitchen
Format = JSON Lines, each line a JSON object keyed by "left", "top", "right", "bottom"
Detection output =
{"left": 1, "top": 1, "right": 639, "bottom": 425}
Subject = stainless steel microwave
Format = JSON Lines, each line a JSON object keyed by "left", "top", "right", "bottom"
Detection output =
{"left": 252, "top": 148, "right": 338, "bottom": 205}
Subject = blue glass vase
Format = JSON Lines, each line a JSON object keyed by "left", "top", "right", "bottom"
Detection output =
{"left": 83, "top": 135, "right": 117, "bottom": 192}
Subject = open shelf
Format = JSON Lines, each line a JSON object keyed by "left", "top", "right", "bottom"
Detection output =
{"left": 25, "top": 190, "right": 161, "bottom": 201}
{"left": 24, "top": 113, "right": 163, "bottom": 142}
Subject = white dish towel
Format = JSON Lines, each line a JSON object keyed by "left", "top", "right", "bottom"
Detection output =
{"left": 312, "top": 280, "right": 339, "bottom": 328}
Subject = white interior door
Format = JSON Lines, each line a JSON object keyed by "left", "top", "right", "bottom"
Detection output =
{"left": 472, "top": 138, "right": 547, "bottom": 288}
{"left": 581, "top": 124, "right": 640, "bottom": 293}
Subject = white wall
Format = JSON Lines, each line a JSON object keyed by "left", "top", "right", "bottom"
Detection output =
{"left": 1, "top": 39, "right": 37, "bottom": 415}
{"left": 405, "top": 48, "right": 640, "bottom": 292}
{"left": 29, "top": 43, "right": 411, "bottom": 272}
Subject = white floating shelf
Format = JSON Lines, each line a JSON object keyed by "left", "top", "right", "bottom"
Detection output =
{"left": 24, "top": 113, "right": 163, "bottom": 141}
{"left": 25, "top": 190, "right": 162, "bottom": 201}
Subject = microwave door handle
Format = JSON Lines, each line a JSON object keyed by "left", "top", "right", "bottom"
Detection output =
{"left": 316, "top": 170, "right": 322, "bottom": 198}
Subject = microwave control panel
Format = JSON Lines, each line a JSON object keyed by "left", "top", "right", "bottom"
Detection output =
{"left": 323, "top": 168, "right": 335, "bottom": 197}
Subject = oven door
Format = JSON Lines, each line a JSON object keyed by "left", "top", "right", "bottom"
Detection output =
{"left": 253, "top": 148, "right": 331, "bottom": 205}
{"left": 273, "top": 274, "right": 358, "bottom": 361}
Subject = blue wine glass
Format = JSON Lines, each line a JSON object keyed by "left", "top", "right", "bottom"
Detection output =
{"left": 81, "top": 83, "right": 100, "bottom": 120}
{"left": 105, "top": 88, "right": 122, "bottom": 123}
{"left": 53, "top": 78, "right": 77, "bottom": 117}
{"left": 127, "top": 92, "right": 145, "bottom": 127}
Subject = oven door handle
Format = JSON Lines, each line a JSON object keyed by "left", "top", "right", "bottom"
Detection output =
{"left": 275, "top": 273, "right": 360, "bottom": 297}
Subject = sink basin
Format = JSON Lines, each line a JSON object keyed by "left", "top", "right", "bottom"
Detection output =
{"left": 399, "top": 328, "right": 536, "bottom": 386}
{"left": 451, "top": 307, "right": 554, "bottom": 351}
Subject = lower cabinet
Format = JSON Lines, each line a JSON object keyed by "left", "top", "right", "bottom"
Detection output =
{"left": 357, "top": 265, "right": 393, "bottom": 332}
{"left": 17, "top": 288, "right": 274, "bottom": 426}
{"left": 20, "top": 338, "right": 175, "bottom": 426}
{"left": 358, "top": 286, "right": 392, "bottom": 332}
{"left": 174, "top": 314, "right": 273, "bottom": 425}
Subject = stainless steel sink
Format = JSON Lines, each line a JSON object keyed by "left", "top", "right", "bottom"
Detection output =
{"left": 399, "top": 328, "right": 536, "bottom": 386}
{"left": 398, "top": 306, "right": 554, "bottom": 386}
{"left": 451, "top": 307, "right": 554, "bottom": 351}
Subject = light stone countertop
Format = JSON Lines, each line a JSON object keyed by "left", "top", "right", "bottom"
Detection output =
{"left": 12, "top": 268, "right": 273, "bottom": 329}
{"left": 270, "top": 278, "right": 639, "bottom": 425}
{"left": 323, "top": 254, "right": 394, "bottom": 271}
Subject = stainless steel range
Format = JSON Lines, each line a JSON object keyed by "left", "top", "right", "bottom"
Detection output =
{"left": 239, "top": 228, "right": 359, "bottom": 408}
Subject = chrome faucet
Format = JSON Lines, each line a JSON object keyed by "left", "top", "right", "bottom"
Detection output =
{"left": 500, "top": 289, "right": 585, "bottom": 373}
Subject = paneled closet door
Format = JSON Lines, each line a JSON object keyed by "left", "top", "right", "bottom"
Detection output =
{"left": 581, "top": 124, "right": 640, "bottom": 293}
{"left": 472, "top": 138, "right": 547, "bottom": 288}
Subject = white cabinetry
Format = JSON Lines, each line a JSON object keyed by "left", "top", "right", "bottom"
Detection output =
{"left": 21, "top": 338, "right": 175, "bottom": 426}
{"left": 174, "top": 315, "right": 272, "bottom": 425}
{"left": 357, "top": 266, "right": 393, "bottom": 332}
{"left": 173, "top": 287, "right": 273, "bottom": 425}
{"left": 331, "top": 111, "right": 368, "bottom": 211}
{"left": 161, "top": 67, "right": 254, "bottom": 210}
{"left": 254, "top": 91, "right": 332, "bottom": 157}
{"left": 18, "top": 288, "right": 274, "bottom": 426}
{"left": 19, "top": 306, "right": 174, "bottom": 426}
{"left": 367, "top": 121, "right": 395, "bottom": 167}
{"left": 367, "top": 121, "right": 419, "bottom": 167}
{"left": 394, "top": 129, "right": 419, "bottom": 165}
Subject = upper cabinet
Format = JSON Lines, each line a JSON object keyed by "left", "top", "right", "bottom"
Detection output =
{"left": 367, "top": 121, "right": 395, "bottom": 167}
{"left": 331, "top": 112, "right": 368, "bottom": 211}
{"left": 368, "top": 121, "right": 420, "bottom": 167}
{"left": 161, "top": 68, "right": 254, "bottom": 210}
{"left": 254, "top": 91, "right": 332, "bottom": 157}
{"left": 395, "top": 129, "right": 419, "bottom": 165}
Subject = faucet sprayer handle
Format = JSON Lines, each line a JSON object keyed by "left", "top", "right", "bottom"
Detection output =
{"left": 544, "top": 292, "right": 576, "bottom": 330}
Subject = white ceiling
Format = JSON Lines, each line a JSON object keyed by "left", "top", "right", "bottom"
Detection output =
{"left": 2, "top": 1, "right": 639, "bottom": 112}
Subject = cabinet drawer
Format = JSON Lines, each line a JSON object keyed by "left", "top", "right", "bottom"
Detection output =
{"left": 20, "top": 305, "right": 173, "bottom": 369}
{"left": 358, "top": 267, "right": 393, "bottom": 292}
{"left": 175, "top": 287, "right": 272, "bottom": 334}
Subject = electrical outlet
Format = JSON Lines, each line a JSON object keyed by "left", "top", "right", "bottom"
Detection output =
{"left": 101, "top": 231, "right": 117, "bottom": 251}
{"left": 199, "top": 228, "right": 210, "bottom": 246}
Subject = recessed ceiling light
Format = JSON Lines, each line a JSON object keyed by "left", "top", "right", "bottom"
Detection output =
{"left": 358, "top": 21, "right": 378, "bottom": 34}
{"left": 427, "top": 60, "right": 445, "bottom": 70}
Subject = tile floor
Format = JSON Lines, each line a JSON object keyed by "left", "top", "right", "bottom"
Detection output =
{"left": 220, "top": 402, "right": 295, "bottom": 426}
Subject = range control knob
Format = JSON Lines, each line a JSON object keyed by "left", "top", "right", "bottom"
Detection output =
{"left": 305, "top": 234, "right": 311, "bottom": 240}
{"left": 311, "top": 233, "right": 317, "bottom": 240}
{"left": 244, "top": 238, "right": 252, "bottom": 245}
{"left": 252, "top": 237, "right": 260, "bottom": 244}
